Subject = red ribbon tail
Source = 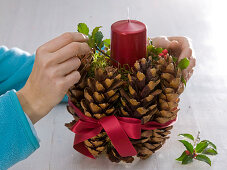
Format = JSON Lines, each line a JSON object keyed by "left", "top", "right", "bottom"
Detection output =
{"left": 73, "top": 136, "right": 95, "bottom": 159}
{"left": 100, "top": 115, "right": 137, "bottom": 157}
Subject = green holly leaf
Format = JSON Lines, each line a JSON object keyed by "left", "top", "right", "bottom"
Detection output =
{"left": 172, "top": 56, "right": 177, "bottom": 63}
{"left": 94, "top": 31, "right": 104, "bottom": 49}
{"left": 156, "top": 47, "right": 163, "bottom": 54}
{"left": 182, "top": 155, "right": 193, "bottom": 164}
{"left": 201, "top": 140, "right": 217, "bottom": 149}
{"left": 196, "top": 141, "right": 209, "bottom": 153}
{"left": 176, "top": 151, "right": 187, "bottom": 161}
{"left": 181, "top": 77, "right": 187, "bottom": 86}
{"left": 178, "top": 58, "right": 190, "bottom": 70}
{"left": 92, "top": 26, "right": 102, "bottom": 38}
{"left": 87, "top": 35, "right": 95, "bottom": 48}
{"left": 203, "top": 148, "right": 218, "bottom": 155}
{"left": 77, "top": 23, "right": 89, "bottom": 35}
{"left": 103, "top": 39, "right": 111, "bottom": 48}
{"left": 195, "top": 154, "right": 211, "bottom": 166}
{"left": 179, "top": 140, "right": 194, "bottom": 154}
{"left": 178, "top": 134, "right": 194, "bottom": 141}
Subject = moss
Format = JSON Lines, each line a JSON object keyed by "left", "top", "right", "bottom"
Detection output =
{"left": 87, "top": 52, "right": 110, "bottom": 78}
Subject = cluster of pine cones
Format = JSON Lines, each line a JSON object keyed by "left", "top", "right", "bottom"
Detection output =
{"left": 65, "top": 49, "right": 184, "bottom": 163}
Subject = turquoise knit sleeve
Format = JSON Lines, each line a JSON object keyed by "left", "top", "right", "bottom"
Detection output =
{"left": 0, "top": 46, "right": 68, "bottom": 169}
{"left": 0, "top": 46, "right": 35, "bottom": 95}
{"left": 0, "top": 45, "right": 68, "bottom": 101}
{"left": 0, "top": 90, "right": 40, "bottom": 169}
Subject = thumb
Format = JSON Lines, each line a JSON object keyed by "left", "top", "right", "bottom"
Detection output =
{"left": 168, "top": 40, "right": 181, "bottom": 58}
{"left": 168, "top": 40, "right": 180, "bottom": 50}
{"left": 151, "top": 36, "right": 171, "bottom": 49}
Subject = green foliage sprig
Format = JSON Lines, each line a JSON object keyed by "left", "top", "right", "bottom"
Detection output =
{"left": 77, "top": 23, "right": 112, "bottom": 59}
{"left": 176, "top": 131, "right": 218, "bottom": 166}
{"left": 77, "top": 23, "right": 130, "bottom": 79}
{"left": 77, "top": 23, "right": 111, "bottom": 77}
{"left": 77, "top": 23, "right": 105, "bottom": 49}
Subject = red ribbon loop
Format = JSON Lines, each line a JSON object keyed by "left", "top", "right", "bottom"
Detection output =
{"left": 68, "top": 100, "right": 176, "bottom": 159}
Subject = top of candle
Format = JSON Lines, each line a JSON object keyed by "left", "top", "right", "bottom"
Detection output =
{"left": 111, "top": 20, "right": 146, "bottom": 34}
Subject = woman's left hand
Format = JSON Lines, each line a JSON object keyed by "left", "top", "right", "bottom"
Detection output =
{"left": 151, "top": 36, "right": 196, "bottom": 81}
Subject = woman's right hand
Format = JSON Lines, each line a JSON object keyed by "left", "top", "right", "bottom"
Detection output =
{"left": 17, "top": 32, "right": 91, "bottom": 124}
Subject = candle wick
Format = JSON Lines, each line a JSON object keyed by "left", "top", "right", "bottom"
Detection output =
{"left": 127, "top": 7, "right": 130, "bottom": 22}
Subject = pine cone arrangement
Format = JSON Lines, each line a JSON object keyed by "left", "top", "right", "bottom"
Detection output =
{"left": 66, "top": 43, "right": 188, "bottom": 163}
{"left": 65, "top": 20, "right": 190, "bottom": 165}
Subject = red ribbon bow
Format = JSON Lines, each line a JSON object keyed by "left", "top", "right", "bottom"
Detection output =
{"left": 68, "top": 100, "right": 176, "bottom": 159}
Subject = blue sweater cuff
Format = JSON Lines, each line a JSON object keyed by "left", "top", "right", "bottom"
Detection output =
{"left": 9, "top": 90, "right": 40, "bottom": 149}
{"left": 62, "top": 95, "right": 68, "bottom": 103}
{"left": 25, "top": 114, "right": 40, "bottom": 143}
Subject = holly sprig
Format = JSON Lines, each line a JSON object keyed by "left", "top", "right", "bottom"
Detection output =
{"left": 77, "top": 23, "right": 111, "bottom": 58}
{"left": 77, "top": 23, "right": 132, "bottom": 79}
{"left": 77, "top": 23, "right": 111, "bottom": 76}
{"left": 78, "top": 23, "right": 126, "bottom": 76}
{"left": 176, "top": 131, "right": 218, "bottom": 166}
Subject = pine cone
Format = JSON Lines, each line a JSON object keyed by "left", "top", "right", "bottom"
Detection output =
{"left": 118, "top": 57, "right": 161, "bottom": 124}
{"left": 67, "top": 53, "right": 92, "bottom": 119}
{"left": 107, "top": 144, "right": 135, "bottom": 163}
{"left": 80, "top": 66, "right": 123, "bottom": 119}
{"left": 155, "top": 55, "right": 184, "bottom": 124}
{"left": 132, "top": 126, "right": 173, "bottom": 159}
{"left": 84, "top": 132, "right": 110, "bottom": 157}
{"left": 67, "top": 66, "right": 124, "bottom": 157}
{"left": 108, "top": 54, "right": 184, "bottom": 161}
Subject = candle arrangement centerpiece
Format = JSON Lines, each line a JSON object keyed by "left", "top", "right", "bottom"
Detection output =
{"left": 65, "top": 21, "right": 190, "bottom": 163}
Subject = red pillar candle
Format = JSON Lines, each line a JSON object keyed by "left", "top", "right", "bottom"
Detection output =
{"left": 111, "top": 20, "right": 147, "bottom": 67}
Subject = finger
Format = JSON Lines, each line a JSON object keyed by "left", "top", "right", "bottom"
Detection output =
{"left": 39, "top": 32, "right": 88, "bottom": 53}
{"left": 56, "top": 57, "right": 81, "bottom": 76}
{"left": 65, "top": 70, "right": 81, "bottom": 88}
{"left": 151, "top": 36, "right": 171, "bottom": 49}
{"left": 188, "top": 57, "right": 196, "bottom": 70}
{"left": 168, "top": 40, "right": 181, "bottom": 58}
{"left": 178, "top": 47, "right": 193, "bottom": 61}
{"left": 185, "top": 69, "right": 194, "bottom": 81}
{"left": 168, "top": 36, "right": 192, "bottom": 49}
{"left": 53, "top": 42, "right": 91, "bottom": 64}
{"left": 169, "top": 40, "right": 179, "bottom": 49}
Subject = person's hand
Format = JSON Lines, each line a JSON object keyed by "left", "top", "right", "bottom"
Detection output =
{"left": 16, "top": 32, "right": 91, "bottom": 124}
{"left": 151, "top": 36, "right": 196, "bottom": 81}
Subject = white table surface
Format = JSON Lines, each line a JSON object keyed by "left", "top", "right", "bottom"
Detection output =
{"left": 1, "top": 0, "right": 227, "bottom": 169}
